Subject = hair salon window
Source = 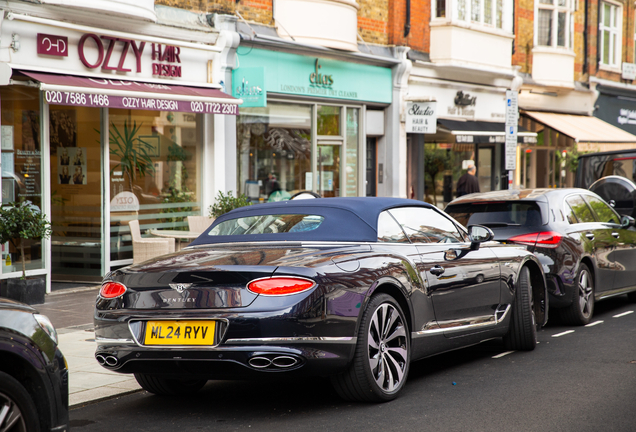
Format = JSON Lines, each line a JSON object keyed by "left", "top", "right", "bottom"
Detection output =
{"left": 108, "top": 109, "right": 202, "bottom": 265}
{"left": 0, "top": 86, "right": 45, "bottom": 275}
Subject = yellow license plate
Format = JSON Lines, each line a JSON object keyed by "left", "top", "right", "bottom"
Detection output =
{"left": 144, "top": 320, "right": 216, "bottom": 346}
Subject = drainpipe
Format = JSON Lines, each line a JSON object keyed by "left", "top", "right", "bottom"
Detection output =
{"left": 404, "top": 0, "right": 411, "bottom": 37}
{"left": 583, "top": 0, "right": 588, "bottom": 75}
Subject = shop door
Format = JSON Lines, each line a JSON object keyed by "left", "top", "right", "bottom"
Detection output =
{"left": 317, "top": 140, "right": 341, "bottom": 197}
{"left": 49, "top": 106, "right": 103, "bottom": 282}
{"left": 366, "top": 137, "right": 377, "bottom": 196}
{"left": 477, "top": 147, "right": 494, "bottom": 192}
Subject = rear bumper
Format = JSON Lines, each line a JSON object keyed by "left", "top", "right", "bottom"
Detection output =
{"left": 94, "top": 305, "right": 359, "bottom": 379}
{"left": 94, "top": 339, "right": 355, "bottom": 378}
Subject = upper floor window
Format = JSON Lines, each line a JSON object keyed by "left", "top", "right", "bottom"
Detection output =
{"left": 599, "top": 1, "right": 622, "bottom": 68}
{"left": 536, "top": 0, "right": 574, "bottom": 49}
{"left": 433, "top": 0, "right": 511, "bottom": 31}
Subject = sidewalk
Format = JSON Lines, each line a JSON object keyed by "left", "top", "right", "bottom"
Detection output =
{"left": 36, "top": 286, "right": 142, "bottom": 407}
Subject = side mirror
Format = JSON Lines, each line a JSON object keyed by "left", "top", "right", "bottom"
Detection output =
{"left": 467, "top": 225, "right": 494, "bottom": 250}
{"left": 621, "top": 215, "right": 635, "bottom": 228}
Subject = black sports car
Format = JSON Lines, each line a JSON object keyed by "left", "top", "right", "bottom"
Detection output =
{"left": 445, "top": 188, "right": 636, "bottom": 326}
{"left": 95, "top": 197, "right": 547, "bottom": 402}
{"left": 0, "top": 298, "right": 69, "bottom": 432}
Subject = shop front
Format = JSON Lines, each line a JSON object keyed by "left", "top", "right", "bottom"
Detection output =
{"left": 594, "top": 83, "right": 636, "bottom": 150}
{"left": 405, "top": 76, "right": 536, "bottom": 207}
{"left": 232, "top": 48, "right": 392, "bottom": 200}
{"left": 0, "top": 13, "right": 239, "bottom": 286}
{"left": 518, "top": 110, "right": 636, "bottom": 189}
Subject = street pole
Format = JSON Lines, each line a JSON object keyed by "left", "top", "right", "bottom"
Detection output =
{"left": 505, "top": 76, "right": 523, "bottom": 189}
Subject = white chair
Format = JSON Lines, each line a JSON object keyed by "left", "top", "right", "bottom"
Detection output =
{"left": 187, "top": 215, "right": 215, "bottom": 234}
{"left": 128, "top": 220, "right": 175, "bottom": 264}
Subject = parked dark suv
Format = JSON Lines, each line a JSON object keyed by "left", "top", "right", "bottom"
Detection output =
{"left": 445, "top": 188, "right": 636, "bottom": 325}
{"left": 0, "top": 297, "right": 69, "bottom": 431}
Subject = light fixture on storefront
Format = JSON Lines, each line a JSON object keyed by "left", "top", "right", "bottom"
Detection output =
{"left": 11, "top": 33, "right": 20, "bottom": 52}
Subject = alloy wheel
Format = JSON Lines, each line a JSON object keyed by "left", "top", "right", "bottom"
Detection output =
{"left": 367, "top": 303, "right": 408, "bottom": 393}
{"left": 578, "top": 269, "right": 593, "bottom": 319}
{"left": 0, "top": 391, "right": 27, "bottom": 432}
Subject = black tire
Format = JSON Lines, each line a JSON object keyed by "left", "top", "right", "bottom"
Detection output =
{"left": 560, "top": 263, "right": 594, "bottom": 326}
{"left": 0, "top": 371, "right": 41, "bottom": 432}
{"left": 331, "top": 293, "right": 410, "bottom": 402}
{"left": 134, "top": 374, "right": 207, "bottom": 396}
{"left": 503, "top": 266, "right": 537, "bottom": 351}
{"left": 627, "top": 291, "right": 636, "bottom": 303}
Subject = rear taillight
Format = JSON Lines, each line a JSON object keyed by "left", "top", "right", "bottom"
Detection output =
{"left": 100, "top": 282, "right": 127, "bottom": 298}
{"left": 247, "top": 277, "right": 316, "bottom": 296}
{"left": 509, "top": 231, "right": 562, "bottom": 248}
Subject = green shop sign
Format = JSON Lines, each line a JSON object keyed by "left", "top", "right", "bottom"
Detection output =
{"left": 233, "top": 48, "right": 392, "bottom": 106}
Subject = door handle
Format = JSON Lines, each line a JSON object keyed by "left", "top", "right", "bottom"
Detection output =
{"left": 430, "top": 265, "right": 445, "bottom": 276}
{"left": 585, "top": 233, "right": 594, "bottom": 240}
{"left": 612, "top": 232, "right": 620, "bottom": 239}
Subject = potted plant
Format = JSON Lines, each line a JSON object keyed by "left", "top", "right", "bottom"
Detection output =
{"left": 208, "top": 191, "right": 252, "bottom": 218}
{"left": 0, "top": 200, "right": 52, "bottom": 305}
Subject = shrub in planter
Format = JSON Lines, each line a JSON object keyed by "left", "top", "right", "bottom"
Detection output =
{"left": 208, "top": 191, "right": 252, "bottom": 219}
{"left": 0, "top": 200, "right": 52, "bottom": 305}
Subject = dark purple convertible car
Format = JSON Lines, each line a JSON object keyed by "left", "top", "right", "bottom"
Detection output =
{"left": 94, "top": 197, "right": 547, "bottom": 402}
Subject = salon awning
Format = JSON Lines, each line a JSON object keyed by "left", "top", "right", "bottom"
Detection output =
{"left": 524, "top": 111, "right": 636, "bottom": 143}
{"left": 20, "top": 71, "right": 242, "bottom": 115}
{"left": 437, "top": 119, "right": 538, "bottom": 144}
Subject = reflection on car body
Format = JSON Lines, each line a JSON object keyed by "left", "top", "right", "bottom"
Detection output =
{"left": 0, "top": 298, "right": 69, "bottom": 431}
{"left": 95, "top": 197, "right": 546, "bottom": 402}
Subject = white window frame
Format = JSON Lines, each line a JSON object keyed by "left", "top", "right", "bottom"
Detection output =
{"left": 534, "top": 0, "right": 575, "bottom": 50}
{"left": 431, "top": 0, "right": 513, "bottom": 33}
{"left": 599, "top": 0, "right": 622, "bottom": 69}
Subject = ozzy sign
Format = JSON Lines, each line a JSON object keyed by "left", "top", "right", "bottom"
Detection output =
{"left": 405, "top": 102, "right": 437, "bottom": 134}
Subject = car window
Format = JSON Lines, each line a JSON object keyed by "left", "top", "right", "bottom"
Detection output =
{"left": 388, "top": 207, "right": 464, "bottom": 244}
{"left": 565, "top": 195, "right": 595, "bottom": 223}
{"left": 444, "top": 202, "right": 543, "bottom": 228}
{"left": 377, "top": 211, "right": 409, "bottom": 243}
{"left": 209, "top": 214, "right": 324, "bottom": 235}
{"left": 563, "top": 203, "right": 578, "bottom": 224}
{"left": 584, "top": 195, "right": 620, "bottom": 224}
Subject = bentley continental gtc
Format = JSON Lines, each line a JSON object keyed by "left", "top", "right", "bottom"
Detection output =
{"left": 95, "top": 198, "right": 547, "bottom": 402}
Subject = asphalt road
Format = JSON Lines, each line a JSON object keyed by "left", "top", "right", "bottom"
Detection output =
{"left": 70, "top": 296, "right": 636, "bottom": 432}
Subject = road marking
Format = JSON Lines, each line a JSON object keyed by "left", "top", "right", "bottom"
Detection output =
{"left": 552, "top": 330, "right": 575, "bottom": 337}
{"left": 613, "top": 311, "right": 634, "bottom": 318}
{"left": 585, "top": 320, "right": 604, "bottom": 327}
{"left": 492, "top": 351, "right": 514, "bottom": 359}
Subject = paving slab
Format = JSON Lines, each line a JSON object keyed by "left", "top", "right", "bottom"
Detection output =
{"left": 38, "top": 286, "right": 143, "bottom": 408}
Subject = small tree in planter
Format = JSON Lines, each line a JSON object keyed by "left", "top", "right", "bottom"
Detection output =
{"left": 208, "top": 191, "right": 252, "bottom": 218}
{"left": 0, "top": 200, "right": 52, "bottom": 305}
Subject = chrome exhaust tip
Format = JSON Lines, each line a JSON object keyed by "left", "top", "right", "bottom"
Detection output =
{"left": 95, "top": 354, "right": 106, "bottom": 366}
{"left": 248, "top": 356, "right": 272, "bottom": 369}
{"left": 104, "top": 355, "right": 119, "bottom": 367}
{"left": 271, "top": 356, "right": 298, "bottom": 368}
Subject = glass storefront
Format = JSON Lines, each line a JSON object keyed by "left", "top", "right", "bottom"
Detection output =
{"left": 1, "top": 89, "right": 205, "bottom": 282}
{"left": 423, "top": 143, "right": 475, "bottom": 207}
{"left": 237, "top": 102, "right": 362, "bottom": 200}
{"left": 49, "top": 105, "right": 102, "bottom": 281}
{"left": 238, "top": 102, "right": 312, "bottom": 201}
{"left": 108, "top": 109, "right": 202, "bottom": 267}
{"left": 1, "top": 86, "right": 45, "bottom": 276}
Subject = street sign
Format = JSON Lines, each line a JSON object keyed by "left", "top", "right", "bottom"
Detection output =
{"left": 405, "top": 101, "right": 437, "bottom": 134}
{"left": 505, "top": 90, "right": 518, "bottom": 170}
